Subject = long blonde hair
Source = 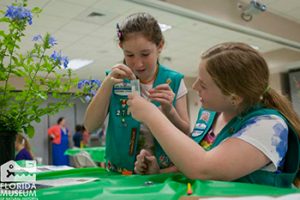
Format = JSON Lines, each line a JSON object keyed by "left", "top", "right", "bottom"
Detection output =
{"left": 16, "top": 134, "right": 34, "bottom": 159}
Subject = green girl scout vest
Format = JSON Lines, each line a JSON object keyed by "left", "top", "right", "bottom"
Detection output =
{"left": 106, "top": 64, "right": 184, "bottom": 172}
{"left": 191, "top": 106, "right": 300, "bottom": 188}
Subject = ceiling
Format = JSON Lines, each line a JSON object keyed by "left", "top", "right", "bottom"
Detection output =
{"left": 1, "top": 0, "right": 300, "bottom": 80}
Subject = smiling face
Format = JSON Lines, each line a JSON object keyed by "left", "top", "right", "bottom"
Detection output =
{"left": 121, "top": 33, "right": 163, "bottom": 83}
{"left": 192, "top": 60, "right": 235, "bottom": 113}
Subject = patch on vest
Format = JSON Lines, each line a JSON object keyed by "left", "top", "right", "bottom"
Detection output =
{"left": 113, "top": 82, "right": 132, "bottom": 96}
{"left": 195, "top": 123, "right": 207, "bottom": 130}
{"left": 191, "top": 123, "right": 207, "bottom": 137}
{"left": 191, "top": 130, "right": 204, "bottom": 137}
{"left": 200, "top": 111, "right": 210, "bottom": 122}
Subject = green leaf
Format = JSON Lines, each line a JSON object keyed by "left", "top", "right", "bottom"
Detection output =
{"left": 24, "top": 125, "right": 35, "bottom": 138}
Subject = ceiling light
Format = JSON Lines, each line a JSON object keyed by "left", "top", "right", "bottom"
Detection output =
{"left": 66, "top": 59, "right": 93, "bottom": 70}
{"left": 159, "top": 23, "right": 172, "bottom": 32}
{"left": 250, "top": 45, "right": 260, "bottom": 50}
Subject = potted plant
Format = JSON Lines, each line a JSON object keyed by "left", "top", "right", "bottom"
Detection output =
{"left": 0, "top": 0, "right": 80, "bottom": 165}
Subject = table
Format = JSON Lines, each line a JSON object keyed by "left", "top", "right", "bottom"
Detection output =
{"left": 64, "top": 147, "right": 106, "bottom": 162}
{"left": 35, "top": 168, "right": 300, "bottom": 200}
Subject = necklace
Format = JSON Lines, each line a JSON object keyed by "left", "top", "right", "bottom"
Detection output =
{"left": 140, "top": 66, "right": 158, "bottom": 84}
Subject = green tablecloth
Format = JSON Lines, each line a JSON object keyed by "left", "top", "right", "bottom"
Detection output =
{"left": 35, "top": 168, "right": 299, "bottom": 200}
{"left": 64, "top": 147, "right": 105, "bottom": 162}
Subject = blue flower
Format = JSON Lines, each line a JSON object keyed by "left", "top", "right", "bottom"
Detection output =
{"left": 85, "top": 95, "right": 91, "bottom": 102}
{"left": 33, "top": 34, "right": 57, "bottom": 47}
{"left": 50, "top": 51, "right": 60, "bottom": 61}
{"left": 90, "top": 90, "right": 96, "bottom": 96}
{"left": 48, "top": 36, "right": 57, "bottom": 46}
{"left": 5, "top": 5, "right": 32, "bottom": 25}
{"left": 91, "top": 80, "right": 101, "bottom": 87}
{"left": 62, "top": 56, "right": 69, "bottom": 68}
{"left": 32, "top": 34, "right": 42, "bottom": 42}
{"left": 50, "top": 51, "right": 69, "bottom": 68}
{"left": 78, "top": 80, "right": 90, "bottom": 89}
{"left": 78, "top": 79, "right": 101, "bottom": 102}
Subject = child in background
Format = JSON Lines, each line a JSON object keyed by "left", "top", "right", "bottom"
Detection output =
{"left": 73, "top": 125, "right": 83, "bottom": 148}
{"left": 15, "top": 133, "right": 34, "bottom": 161}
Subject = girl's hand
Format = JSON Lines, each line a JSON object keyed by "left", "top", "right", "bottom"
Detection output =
{"left": 106, "top": 64, "right": 136, "bottom": 85}
{"left": 134, "top": 149, "right": 160, "bottom": 175}
{"left": 148, "top": 84, "right": 175, "bottom": 114}
{"left": 127, "top": 92, "right": 156, "bottom": 122}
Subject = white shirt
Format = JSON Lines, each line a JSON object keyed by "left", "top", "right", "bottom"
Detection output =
{"left": 232, "top": 115, "right": 288, "bottom": 172}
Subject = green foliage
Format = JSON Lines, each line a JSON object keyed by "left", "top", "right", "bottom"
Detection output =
{"left": 0, "top": 0, "right": 81, "bottom": 137}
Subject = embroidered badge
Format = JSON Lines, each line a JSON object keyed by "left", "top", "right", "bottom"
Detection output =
{"left": 195, "top": 123, "right": 207, "bottom": 130}
{"left": 200, "top": 111, "right": 210, "bottom": 122}
{"left": 113, "top": 82, "right": 132, "bottom": 96}
{"left": 191, "top": 130, "right": 204, "bottom": 137}
{"left": 159, "top": 155, "right": 169, "bottom": 168}
{"left": 117, "top": 99, "right": 128, "bottom": 126}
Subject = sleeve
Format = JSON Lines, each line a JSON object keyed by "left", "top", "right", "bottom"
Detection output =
{"left": 176, "top": 79, "right": 188, "bottom": 99}
{"left": 231, "top": 115, "right": 288, "bottom": 172}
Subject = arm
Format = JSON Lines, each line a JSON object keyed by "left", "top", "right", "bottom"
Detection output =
{"left": 149, "top": 84, "right": 190, "bottom": 134}
{"left": 84, "top": 76, "right": 114, "bottom": 132}
{"left": 134, "top": 149, "right": 179, "bottom": 174}
{"left": 47, "top": 126, "right": 58, "bottom": 140}
{"left": 84, "top": 64, "right": 136, "bottom": 132}
{"left": 164, "top": 95, "right": 190, "bottom": 134}
{"left": 128, "top": 94, "right": 270, "bottom": 181}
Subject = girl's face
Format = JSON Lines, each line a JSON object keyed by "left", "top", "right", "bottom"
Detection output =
{"left": 192, "top": 60, "right": 235, "bottom": 113}
{"left": 121, "top": 33, "right": 163, "bottom": 83}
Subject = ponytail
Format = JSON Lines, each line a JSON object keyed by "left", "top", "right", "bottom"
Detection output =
{"left": 24, "top": 138, "right": 34, "bottom": 159}
{"left": 262, "top": 88, "right": 300, "bottom": 136}
{"left": 16, "top": 134, "right": 34, "bottom": 159}
{"left": 261, "top": 88, "right": 300, "bottom": 187}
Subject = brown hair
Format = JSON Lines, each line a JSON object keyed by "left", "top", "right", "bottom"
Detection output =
{"left": 117, "top": 12, "right": 164, "bottom": 46}
{"left": 16, "top": 133, "right": 34, "bottom": 159}
{"left": 202, "top": 42, "right": 300, "bottom": 185}
{"left": 201, "top": 42, "right": 300, "bottom": 135}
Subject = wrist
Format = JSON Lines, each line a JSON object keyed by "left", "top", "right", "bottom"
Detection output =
{"left": 103, "top": 76, "right": 115, "bottom": 88}
{"left": 162, "top": 105, "right": 175, "bottom": 116}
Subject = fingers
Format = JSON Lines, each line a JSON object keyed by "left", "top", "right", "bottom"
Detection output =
{"left": 149, "top": 92, "right": 174, "bottom": 106}
{"left": 127, "top": 92, "right": 137, "bottom": 103}
{"left": 111, "top": 64, "right": 136, "bottom": 80}
{"left": 151, "top": 83, "right": 170, "bottom": 91}
{"left": 110, "top": 77, "right": 124, "bottom": 84}
{"left": 134, "top": 149, "right": 152, "bottom": 174}
{"left": 140, "top": 149, "right": 152, "bottom": 157}
{"left": 134, "top": 164, "right": 146, "bottom": 174}
{"left": 149, "top": 84, "right": 174, "bottom": 97}
{"left": 149, "top": 92, "right": 172, "bottom": 100}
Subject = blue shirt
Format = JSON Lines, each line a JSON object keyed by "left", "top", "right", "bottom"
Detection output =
{"left": 15, "top": 148, "right": 33, "bottom": 161}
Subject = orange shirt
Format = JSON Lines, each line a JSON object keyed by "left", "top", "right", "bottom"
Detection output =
{"left": 48, "top": 125, "right": 61, "bottom": 144}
